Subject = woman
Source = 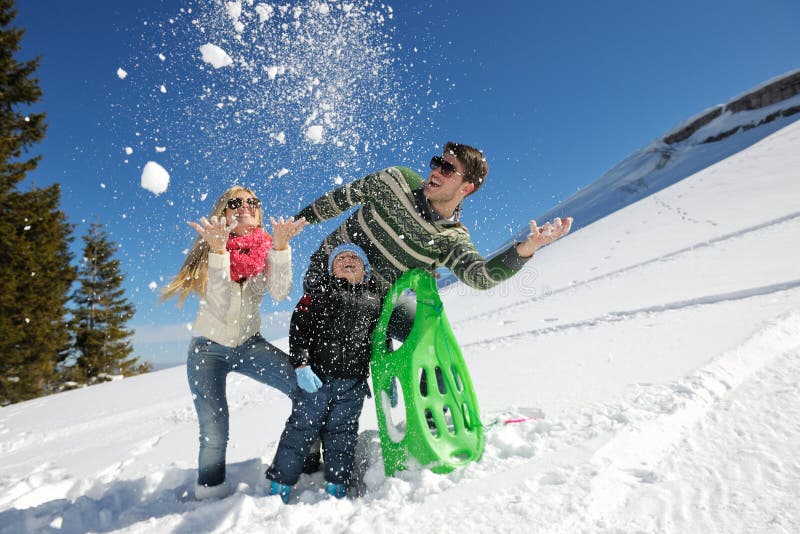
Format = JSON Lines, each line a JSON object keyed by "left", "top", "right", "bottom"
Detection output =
{"left": 162, "top": 185, "right": 307, "bottom": 500}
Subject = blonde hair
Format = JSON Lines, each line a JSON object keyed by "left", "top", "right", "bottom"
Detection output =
{"left": 161, "top": 185, "right": 263, "bottom": 306}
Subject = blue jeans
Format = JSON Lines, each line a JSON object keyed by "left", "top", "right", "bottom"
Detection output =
{"left": 187, "top": 334, "right": 295, "bottom": 487}
{"left": 266, "top": 378, "right": 370, "bottom": 486}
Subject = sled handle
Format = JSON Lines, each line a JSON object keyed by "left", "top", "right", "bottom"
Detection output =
{"left": 371, "top": 269, "right": 440, "bottom": 358}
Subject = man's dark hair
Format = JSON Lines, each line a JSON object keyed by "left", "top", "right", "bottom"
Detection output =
{"left": 444, "top": 141, "right": 489, "bottom": 194}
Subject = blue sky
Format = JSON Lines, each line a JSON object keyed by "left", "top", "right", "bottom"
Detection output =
{"left": 14, "top": 0, "right": 800, "bottom": 366}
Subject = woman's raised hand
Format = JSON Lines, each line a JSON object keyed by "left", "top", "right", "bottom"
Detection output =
{"left": 270, "top": 216, "right": 308, "bottom": 251}
{"left": 188, "top": 216, "right": 238, "bottom": 254}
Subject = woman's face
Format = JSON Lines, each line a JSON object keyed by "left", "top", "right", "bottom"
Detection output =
{"left": 223, "top": 191, "right": 261, "bottom": 236}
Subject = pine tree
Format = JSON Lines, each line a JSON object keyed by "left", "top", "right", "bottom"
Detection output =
{"left": 0, "top": 0, "right": 75, "bottom": 405}
{"left": 64, "top": 222, "right": 151, "bottom": 385}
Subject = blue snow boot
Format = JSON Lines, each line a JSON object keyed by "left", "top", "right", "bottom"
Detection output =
{"left": 325, "top": 482, "right": 347, "bottom": 499}
{"left": 268, "top": 480, "right": 292, "bottom": 504}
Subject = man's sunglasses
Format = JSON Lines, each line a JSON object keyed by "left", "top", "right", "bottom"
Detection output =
{"left": 430, "top": 156, "right": 466, "bottom": 179}
{"left": 226, "top": 197, "right": 261, "bottom": 210}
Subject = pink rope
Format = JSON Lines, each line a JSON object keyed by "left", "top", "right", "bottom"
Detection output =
{"left": 503, "top": 417, "right": 537, "bottom": 425}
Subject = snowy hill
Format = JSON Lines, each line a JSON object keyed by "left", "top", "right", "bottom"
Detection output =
{"left": 530, "top": 69, "right": 800, "bottom": 233}
{"left": 2, "top": 115, "right": 800, "bottom": 531}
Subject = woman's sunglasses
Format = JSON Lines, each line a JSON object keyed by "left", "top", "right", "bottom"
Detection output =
{"left": 430, "top": 156, "right": 466, "bottom": 179}
{"left": 226, "top": 197, "right": 261, "bottom": 210}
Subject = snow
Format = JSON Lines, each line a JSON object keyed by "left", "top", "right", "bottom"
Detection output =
{"left": 116, "top": 68, "right": 127, "bottom": 80}
{"left": 254, "top": 4, "right": 275, "bottom": 23}
{"left": 139, "top": 161, "right": 170, "bottom": 195}
{"left": 120, "top": 0, "right": 414, "bottom": 215}
{"left": 305, "top": 125, "right": 324, "bottom": 144}
{"left": 264, "top": 65, "right": 285, "bottom": 80}
{"left": 1, "top": 120, "right": 799, "bottom": 532}
{"left": 198, "top": 43, "right": 233, "bottom": 69}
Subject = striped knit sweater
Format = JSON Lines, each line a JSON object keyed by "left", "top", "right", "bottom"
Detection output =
{"left": 295, "top": 166, "right": 530, "bottom": 294}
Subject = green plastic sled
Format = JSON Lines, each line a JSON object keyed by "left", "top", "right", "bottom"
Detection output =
{"left": 370, "top": 269, "right": 484, "bottom": 476}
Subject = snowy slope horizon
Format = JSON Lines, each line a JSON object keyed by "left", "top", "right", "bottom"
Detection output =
{"left": 447, "top": 68, "right": 800, "bottom": 276}
{"left": 529, "top": 68, "right": 800, "bottom": 233}
{"left": 1, "top": 112, "right": 798, "bottom": 532}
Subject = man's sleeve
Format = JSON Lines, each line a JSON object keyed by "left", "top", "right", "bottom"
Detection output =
{"left": 293, "top": 167, "right": 421, "bottom": 223}
{"left": 293, "top": 171, "right": 376, "bottom": 223}
{"left": 443, "top": 233, "right": 532, "bottom": 290}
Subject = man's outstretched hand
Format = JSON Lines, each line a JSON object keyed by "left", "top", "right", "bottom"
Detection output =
{"left": 516, "top": 217, "right": 573, "bottom": 258}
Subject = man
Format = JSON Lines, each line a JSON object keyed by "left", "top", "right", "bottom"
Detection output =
{"left": 295, "top": 141, "right": 573, "bottom": 308}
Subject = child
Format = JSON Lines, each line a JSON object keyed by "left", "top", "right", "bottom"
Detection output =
{"left": 266, "top": 244, "right": 382, "bottom": 501}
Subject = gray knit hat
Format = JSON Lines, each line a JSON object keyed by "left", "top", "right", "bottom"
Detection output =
{"left": 328, "top": 243, "right": 371, "bottom": 281}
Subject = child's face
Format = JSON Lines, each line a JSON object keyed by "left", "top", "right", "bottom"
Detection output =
{"left": 332, "top": 252, "right": 366, "bottom": 284}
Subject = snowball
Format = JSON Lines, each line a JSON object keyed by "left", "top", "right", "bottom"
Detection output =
{"left": 255, "top": 3, "right": 275, "bottom": 22}
{"left": 140, "top": 161, "right": 170, "bottom": 195}
{"left": 199, "top": 43, "right": 233, "bottom": 69}
{"left": 155, "top": 146, "right": 166, "bottom": 153}
{"left": 160, "top": 85, "right": 167, "bottom": 93}
{"left": 226, "top": 1, "right": 242, "bottom": 22}
{"left": 265, "top": 65, "right": 285, "bottom": 80}
{"left": 225, "top": 1, "right": 244, "bottom": 31}
{"left": 117, "top": 68, "right": 128, "bottom": 79}
{"left": 158, "top": 53, "right": 166, "bottom": 61}
{"left": 270, "top": 131, "right": 286, "bottom": 144}
{"left": 305, "top": 125, "right": 324, "bottom": 144}
{"left": 125, "top": 147, "right": 133, "bottom": 155}
{"left": 148, "top": 281, "right": 158, "bottom": 291}
{"left": 276, "top": 168, "right": 289, "bottom": 178}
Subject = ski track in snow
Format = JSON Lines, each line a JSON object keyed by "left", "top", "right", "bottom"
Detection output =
{"left": 463, "top": 281, "right": 800, "bottom": 350}
{"left": 609, "top": 348, "right": 800, "bottom": 533}
{"left": 457, "top": 209, "right": 800, "bottom": 330}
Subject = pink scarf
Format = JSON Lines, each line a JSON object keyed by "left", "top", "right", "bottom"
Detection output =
{"left": 226, "top": 230, "right": 273, "bottom": 282}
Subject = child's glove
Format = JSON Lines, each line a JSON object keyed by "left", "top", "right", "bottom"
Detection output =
{"left": 296, "top": 366, "right": 322, "bottom": 393}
